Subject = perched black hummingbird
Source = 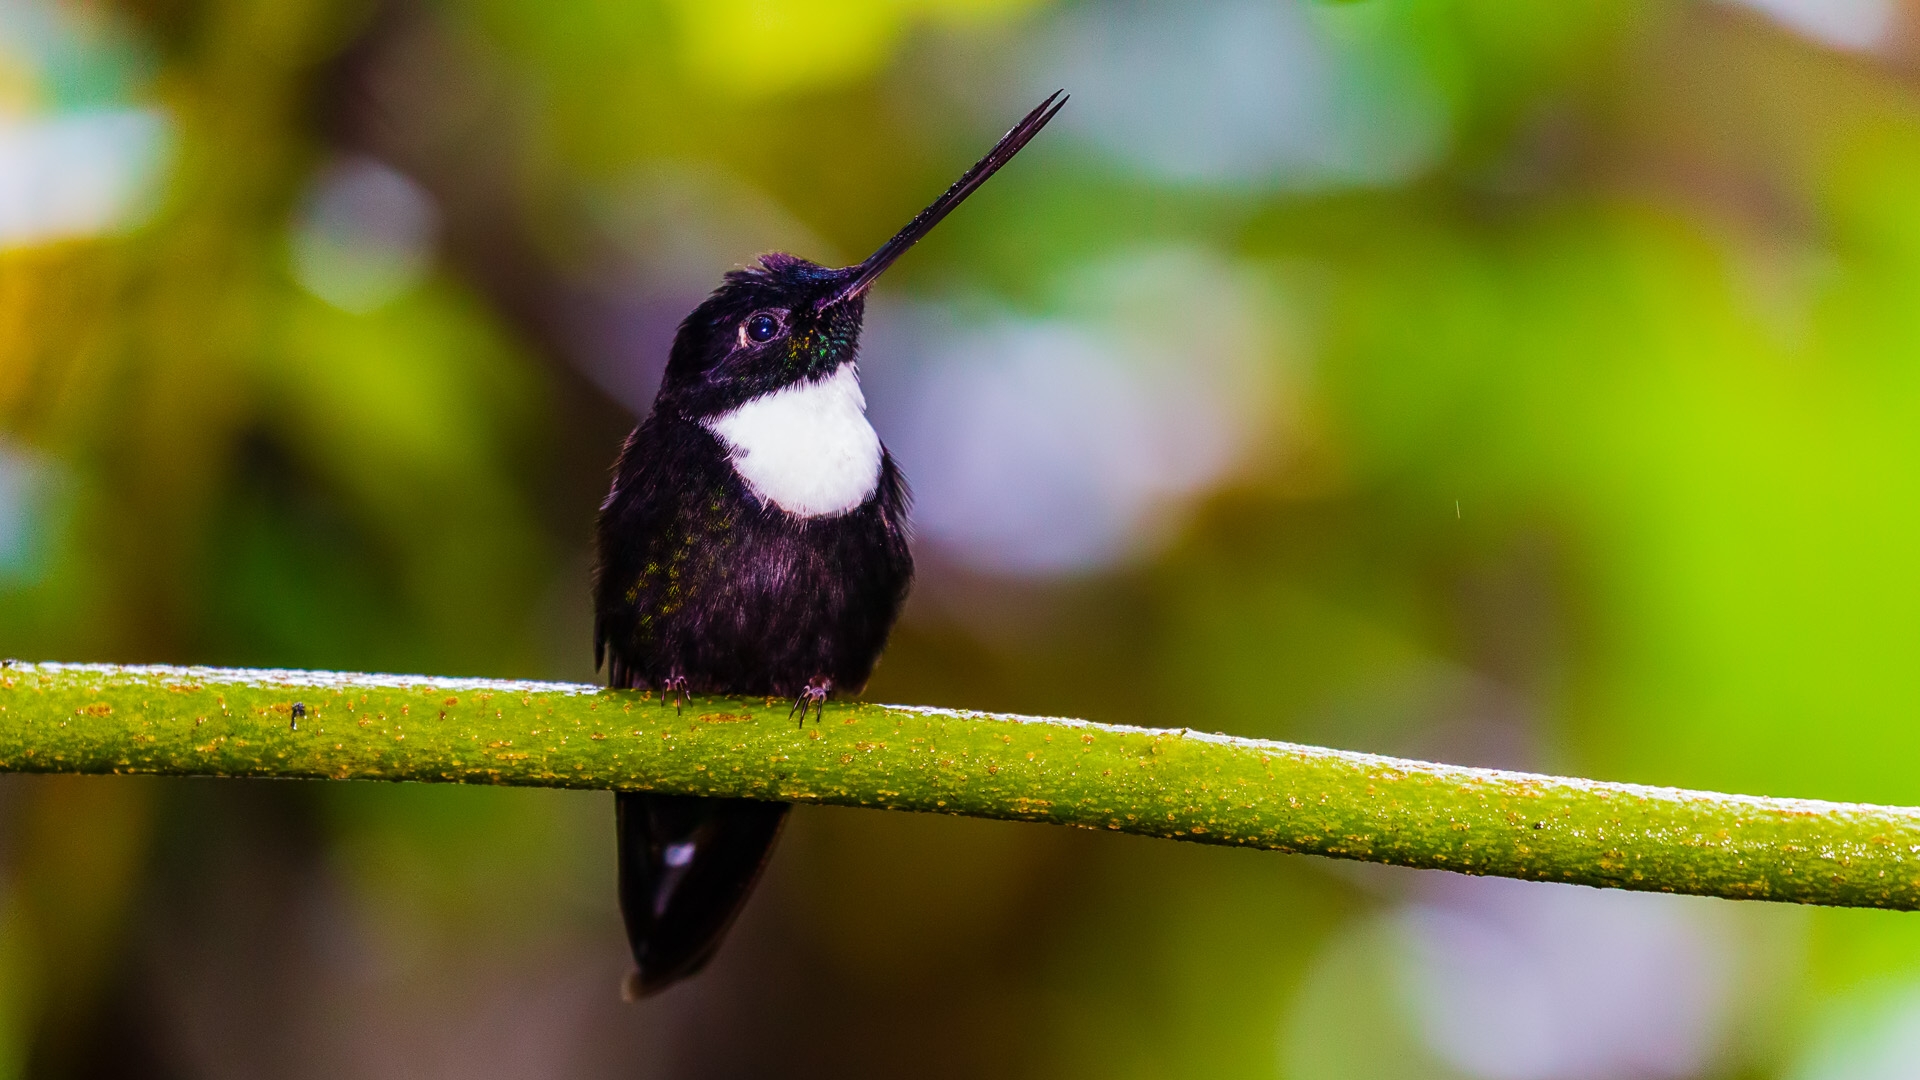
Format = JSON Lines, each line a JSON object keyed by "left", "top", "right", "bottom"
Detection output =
{"left": 593, "top": 92, "right": 1067, "bottom": 996}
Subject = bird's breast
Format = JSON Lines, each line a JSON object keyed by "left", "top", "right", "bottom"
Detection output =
{"left": 702, "top": 362, "right": 883, "bottom": 519}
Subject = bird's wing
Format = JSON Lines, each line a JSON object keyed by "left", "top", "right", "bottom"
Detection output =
{"left": 592, "top": 415, "right": 741, "bottom": 688}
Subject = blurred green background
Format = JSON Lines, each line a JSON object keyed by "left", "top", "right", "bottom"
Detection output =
{"left": 5, "top": 0, "right": 1920, "bottom": 1075}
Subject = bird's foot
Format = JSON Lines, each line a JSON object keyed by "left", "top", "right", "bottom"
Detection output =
{"left": 662, "top": 673, "right": 690, "bottom": 714}
{"left": 789, "top": 677, "right": 832, "bottom": 727}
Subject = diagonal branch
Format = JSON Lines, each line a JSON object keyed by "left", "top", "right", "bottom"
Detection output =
{"left": 2, "top": 662, "right": 1917, "bottom": 910}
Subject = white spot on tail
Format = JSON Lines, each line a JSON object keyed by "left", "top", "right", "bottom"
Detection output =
{"left": 705, "top": 362, "right": 882, "bottom": 518}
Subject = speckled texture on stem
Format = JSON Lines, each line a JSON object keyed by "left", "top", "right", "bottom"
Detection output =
{"left": 3, "top": 662, "right": 1918, "bottom": 909}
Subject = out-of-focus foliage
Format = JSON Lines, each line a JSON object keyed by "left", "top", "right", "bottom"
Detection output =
{"left": 4, "top": 0, "right": 1920, "bottom": 1076}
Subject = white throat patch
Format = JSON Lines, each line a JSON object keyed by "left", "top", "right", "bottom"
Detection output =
{"left": 704, "top": 362, "right": 883, "bottom": 519}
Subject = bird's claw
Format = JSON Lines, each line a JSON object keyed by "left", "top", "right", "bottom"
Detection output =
{"left": 662, "top": 674, "right": 690, "bottom": 714}
{"left": 789, "top": 677, "right": 831, "bottom": 727}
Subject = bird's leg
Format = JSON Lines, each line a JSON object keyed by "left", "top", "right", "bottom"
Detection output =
{"left": 661, "top": 672, "right": 690, "bottom": 714}
{"left": 789, "top": 676, "right": 832, "bottom": 727}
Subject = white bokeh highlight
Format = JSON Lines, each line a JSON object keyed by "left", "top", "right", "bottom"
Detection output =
{"left": 1393, "top": 876, "right": 1735, "bottom": 1080}
{"left": 291, "top": 156, "right": 440, "bottom": 314}
{"left": 1033, "top": 0, "right": 1448, "bottom": 190}
{"left": 864, "top": 247, "right": 1279, "bottom": 575}
{"left": 0, "top": 109, "right": 170, "bottom": 249}
{"left": 1721, "top": 0, "right": 1897, "bottom": 53}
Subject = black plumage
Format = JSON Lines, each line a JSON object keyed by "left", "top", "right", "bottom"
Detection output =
{"left": 592, "top": 91, "right": 1066, "bottom": 997}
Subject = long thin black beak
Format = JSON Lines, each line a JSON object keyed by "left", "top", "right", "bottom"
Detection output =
{"left": 817, "top": 90, "right": 1068, "bottom": 311}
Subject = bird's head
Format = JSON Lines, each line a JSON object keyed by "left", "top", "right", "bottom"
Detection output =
{"left": 655, "top": 91, "right": 1066, "bottom": 421}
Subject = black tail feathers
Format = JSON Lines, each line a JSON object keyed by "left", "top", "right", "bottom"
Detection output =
{"left": 615, "top": 791, "right": 790, "bottom": 997}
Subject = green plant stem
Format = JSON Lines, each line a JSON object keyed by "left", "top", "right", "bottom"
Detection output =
{"left": 3, "top": 662, "right": 1917, "bottom": 909}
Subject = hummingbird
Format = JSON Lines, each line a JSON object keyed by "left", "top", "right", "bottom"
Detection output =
{"left": 593, "top": 92, "right": 1067, "bottom": 996}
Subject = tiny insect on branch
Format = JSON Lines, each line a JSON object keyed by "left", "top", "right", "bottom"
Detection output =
{"left": 4, "top": 661, "right": 1919, "bottom": 910}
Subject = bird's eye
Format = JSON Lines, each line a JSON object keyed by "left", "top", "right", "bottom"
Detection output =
{"left": 745, "top": 312, "right": 782, "bottom": 343}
